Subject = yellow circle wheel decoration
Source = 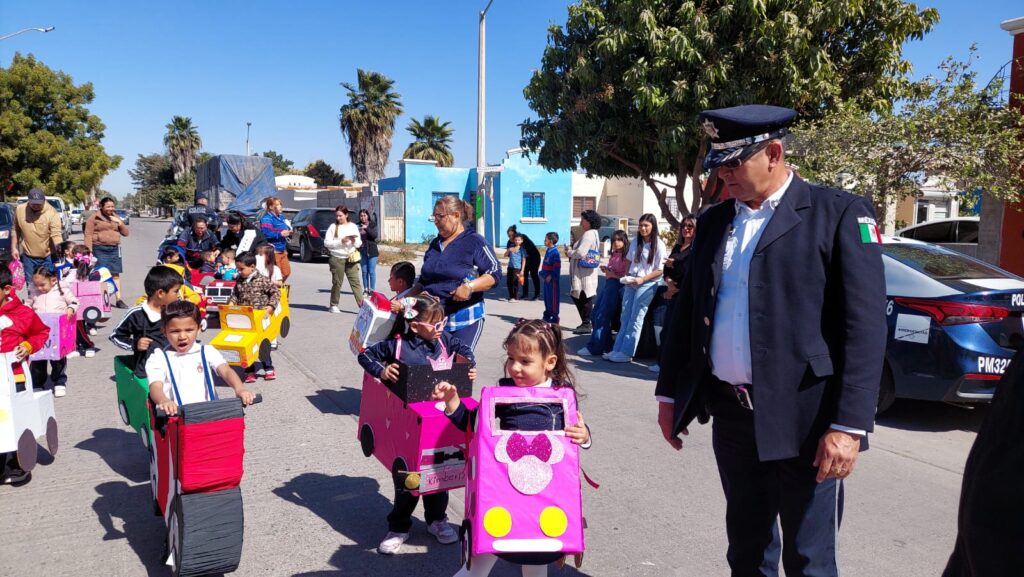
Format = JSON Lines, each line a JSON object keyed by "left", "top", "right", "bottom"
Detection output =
{"left": 483, "top": 507, "right": 512, "bottom": 537}
{"left": 539, "top": 506, "right": 568, "bottom": 537}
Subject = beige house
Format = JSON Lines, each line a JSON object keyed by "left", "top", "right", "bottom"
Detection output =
{"left": 570, "top": 172, "right": 695, "bottom": 229}
{"left": 892, "top": 176, "right": 962, "bottom": 232}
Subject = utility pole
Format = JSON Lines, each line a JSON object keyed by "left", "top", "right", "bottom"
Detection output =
{"left": 476, "top": 0, "right": 494, "bottom": 238}
{"left": 246, "top": 122, "right": 252, "bottom": 156}
{"left": 0, "top": 26, "right": 54, "bottom": 42}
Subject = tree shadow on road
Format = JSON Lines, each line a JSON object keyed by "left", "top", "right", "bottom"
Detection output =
{"left": 91, "top": 480, "right": 170, "bottom": 577}
{"left": 876, "top": 399, "right": 988, "bottom": 433}
{"left": 275, "top": 472, "right": 452, "bottom": 576}
{"left": 75, "top": 427, "right": 150, "bottom": 483}
{"left": 306, "top": 387, "right": 361, "bottom": 416}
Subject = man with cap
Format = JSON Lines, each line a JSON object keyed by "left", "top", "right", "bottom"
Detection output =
{"left": 178, "top": 191, "right": 221, "bottom": 238}
{"left": 654, "top": 104, "right": 886, "bottom": 576}
{"left": 11, "top": 188, "right": 64, "bottom": 278}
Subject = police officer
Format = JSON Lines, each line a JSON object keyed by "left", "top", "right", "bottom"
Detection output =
{"left": 179, "top": 191, "right": 221, "bottom": 237}
{"left": 655, "top": 105, "right": 886, "bottom": 577}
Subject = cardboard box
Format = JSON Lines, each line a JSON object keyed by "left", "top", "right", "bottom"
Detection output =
{"left": 30, "top": 313, "right": 76, "bottom": 361}
{"left": 390, "top": 354, "right": 474, "bottom": 404}
{"left": 349, "top": 292, "right": 396, "bottom": 355}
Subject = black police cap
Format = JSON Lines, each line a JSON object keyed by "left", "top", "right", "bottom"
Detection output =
{"left": 698, "top": 105, "right": 797, "bottom": 170}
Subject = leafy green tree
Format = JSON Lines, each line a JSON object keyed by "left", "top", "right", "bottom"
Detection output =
{"left": 403, "top": 115, "right": 455, "bottom": 167}
{"left": 303, "top": 159, "right": 348, "bottom": 186}
{"left": 520, "top": 0, "right": 938, "bottom": 227}
{"left": 339, "top": 69, "right": 403, "bottom": 183}
{"left": 262, "top": 150, "right": 297, "bottom": 176}
{"left": 791, "top": 51, "right": 1024, "bottom": 231}
{"left": 164, "top": 115, "right": 202, "bottom": 182}
{"left": 0, "top": 53, "right": 122, "bottom": 203}
{"left": 127, "top": 153, "right": 174, "bottom": 208}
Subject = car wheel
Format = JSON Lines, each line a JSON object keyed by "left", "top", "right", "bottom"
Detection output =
{"left": 118, "top": 400, "right": 131, "bottom": 426}
{"left": 167, "top": 496, "right": 184, "bottom": 575}
{"left": 149, "top": 442, "right": 161, "bottom": 516}
{"left": 877, "top": 363, "right": 897, "bottom": 415}
{"left": 299, "top": 238, "right": 313, "bottom": 263}
{"left": 461, "top": 521, "right": 472, "bottom": 569}
{"left": 359, "top": 424, "right": 374, "bottom": 457}
{"left": 279, "top": 317, "right": 291, "bottom": 339}
{"left": 83, "top": 307, "right": 102, "bottom": 323}
{"left": 45, "top": 416, "right": 59, "bottom": 456}
{"left": 17, "top": 429, "right": 38, "bottom": 471}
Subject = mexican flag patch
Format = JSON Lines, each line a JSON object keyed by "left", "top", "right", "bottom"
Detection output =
{"left": 858, "top": 217, "right": 882, "bottom": 244}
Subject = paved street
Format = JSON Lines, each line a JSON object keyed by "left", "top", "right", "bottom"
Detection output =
{"left": 0, "top": 219, "right": 982, "bottom": 577}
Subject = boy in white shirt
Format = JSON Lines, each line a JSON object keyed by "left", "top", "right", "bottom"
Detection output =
{"left": 147, "top": 300, "right": 256, "bottom": 415}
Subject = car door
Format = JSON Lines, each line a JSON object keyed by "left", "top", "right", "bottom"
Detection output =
{"left": 289, "top": 210, "right": 311, "bottom": 251}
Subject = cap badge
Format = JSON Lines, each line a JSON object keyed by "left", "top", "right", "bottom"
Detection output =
{"left": 702, "top": 119, "right": 720, "bottom": 138}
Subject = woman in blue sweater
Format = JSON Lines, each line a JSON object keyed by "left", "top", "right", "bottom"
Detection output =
{"left": 405, "top": 196, "right": 501, "bottom": 351}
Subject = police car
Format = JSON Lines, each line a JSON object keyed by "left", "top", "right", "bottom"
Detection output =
{"left": 879, "top": 236, "right": 1023, "bottom": 412}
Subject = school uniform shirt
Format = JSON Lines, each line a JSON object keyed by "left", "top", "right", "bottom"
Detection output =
{"left": 540, "top": 246, "right": 561, "bottom": 278}
{"left": 357, "top": 332, "right": 476, "bottom": 380}
{"left": 508, "top": 247, "right": 524, "bottom": 271}
{"left": 145, "top": 343, "right": 225, "bottom": 406}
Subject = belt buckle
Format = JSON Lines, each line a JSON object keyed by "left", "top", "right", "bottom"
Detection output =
{"left": 734, "top": 385, "right": 753, "bottom": 411}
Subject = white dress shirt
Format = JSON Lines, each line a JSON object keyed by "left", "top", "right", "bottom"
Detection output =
{"left": 146, "top": 343, "right": 226, "bottom": 406}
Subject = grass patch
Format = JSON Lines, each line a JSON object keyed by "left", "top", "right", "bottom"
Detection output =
{"left": 377, "top": 247, "right": 419, "bottom": 266}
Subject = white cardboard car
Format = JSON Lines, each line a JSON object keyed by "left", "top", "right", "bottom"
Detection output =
{"left": 0, "top": 352, "right": 58, "bottom": 471}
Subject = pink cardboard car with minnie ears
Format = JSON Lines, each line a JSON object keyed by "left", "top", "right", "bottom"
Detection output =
{"left": 462, "top": 385, "right": 585, "bottom": 567}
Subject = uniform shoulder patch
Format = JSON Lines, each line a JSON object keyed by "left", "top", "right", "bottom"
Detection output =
{"left": 857, "top": 216, "right": 881, "bottom": 244}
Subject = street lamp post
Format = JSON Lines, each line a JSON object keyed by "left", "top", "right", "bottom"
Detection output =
{"left": 246, "top": 122, "right": 252, "bottom": 156}
{"left": 0, "top": 26, "right": 55, "bottom": 42}
{"left": 476, "top": 0, "right": 494, "bottom": 238}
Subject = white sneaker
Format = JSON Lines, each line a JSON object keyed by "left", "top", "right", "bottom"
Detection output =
{"left": 648, "top": 363, "right": 660, "bottom": 373}
{"left": 88, "top": 327, "right": 98, "bottom": 336}
{"left": 377, "top": 531, "right": 409, "bottom": 555}
{"left": 328, "top": 306, "right": 341, "bottom": 313}
{"left": 577, "top": 346, "right": 595, "bottom": 357}
{"left": 601, "top": 352, "right": 611, "bottom": 360}
{"left": 66, "top": 351, "right": 81, "bottom": 359}
{"left": 606, "top": 352, "right": 631, "bottom": 363}
{"left": 53, "top": 385, "right": 66, "bottom": 397}
{"left": 85, "top": 349, "right": 97, "bottom": 358}
{"left": 270, "top": 339, "right": 279, "bottom": 350}
{"left": 427, "top": 519, "right": 459, "bottom": 544}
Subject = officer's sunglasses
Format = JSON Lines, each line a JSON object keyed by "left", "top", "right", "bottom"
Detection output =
{"left": 719, "top": 141, "right": 771, "bottom": 170}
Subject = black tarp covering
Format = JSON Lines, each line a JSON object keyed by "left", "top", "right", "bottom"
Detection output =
{"left": 177, "top": 488, "right": 244, "bottom": 576}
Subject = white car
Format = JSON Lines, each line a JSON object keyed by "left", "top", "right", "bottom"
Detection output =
{"left": 70, "top": 208, "right": 83, "bottom": 227}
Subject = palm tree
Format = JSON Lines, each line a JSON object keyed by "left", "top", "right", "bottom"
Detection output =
{"left": 163, "top": 116, "right": 202, "bottom": 182}
{"left": 339, "top": 69, "right": 403, "bottom": 183}
{"left": 403, "top": 116, "right": 455, "bottom": 167}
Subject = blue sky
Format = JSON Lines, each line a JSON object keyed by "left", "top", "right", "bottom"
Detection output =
{"left": 1, "top": 0, "right": 1021, "bottom": 198}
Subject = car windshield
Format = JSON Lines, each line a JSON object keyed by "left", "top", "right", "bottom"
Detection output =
{"left": 47, "top": 199, "right": 62, "bottom": 211}
{"left": 0, "top": 207, "right": 11, "bottom": 226}
{"left": 882, "top": 243, "right": 1012, "bottom": 280}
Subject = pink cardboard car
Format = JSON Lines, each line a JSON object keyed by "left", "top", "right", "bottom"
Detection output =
{"left": 357, "top": 358, "right": 477, "bottom": 496}
{"left": 29, "top": 313, "right": 76, "bottom": 362}
{"left": 462, "top": 385, "right": 585, "bottom": 567}
{"left": 72, "top": 280, "right": 111, "bottom": 323}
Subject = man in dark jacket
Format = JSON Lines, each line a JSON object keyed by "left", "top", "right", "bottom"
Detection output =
{"left": 178, "top": 191, "right": 221, "bottom": 236}
{"left": 655, "top": 105, "right": 887, "bottom": 577}
{"left": 219, "top": 212, "right": 266, "bottom": 254}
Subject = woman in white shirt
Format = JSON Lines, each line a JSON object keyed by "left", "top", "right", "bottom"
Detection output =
{"left": 606, "top": 213, "right": 666, "bottom": 362}
{"left": 323, "top": 205, "right": 364, "bottom": 312}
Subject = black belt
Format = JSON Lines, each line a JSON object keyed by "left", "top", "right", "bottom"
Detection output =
{"left": 711, "top": 374, "right": 754, "bottom": 411}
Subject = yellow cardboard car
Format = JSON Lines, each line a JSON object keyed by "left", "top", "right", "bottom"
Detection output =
{"left": 210, "top": 286, "right": 291, "bottom": 367}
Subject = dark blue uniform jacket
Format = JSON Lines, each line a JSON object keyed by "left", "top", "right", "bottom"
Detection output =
{"left": 655, "top": 175, "right": 887, "bottom": 461}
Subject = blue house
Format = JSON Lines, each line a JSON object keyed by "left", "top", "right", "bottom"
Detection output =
{"left": 377, "top": 149, "right": 573, "bottom": 247}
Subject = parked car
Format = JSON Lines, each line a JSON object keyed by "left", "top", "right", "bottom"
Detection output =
{"left": 70, "top": 208, "right": 83, "bottom": 229}
{"left": 0, "top": 204, "right": 13, "bottom": 255}
{"left": 878, "top": 236, "right": 1024, "bottom": 413}
{"left": 286, "top": 208, "right": 335, "bottom": 262}
{"left": 115, "top": 209, "right": 131, "bottom": 225}
{"left": 17, "top": 195, "right": 71, "bottom": 241}
{"left": 896, "top": 217, "right": 979, "bottom": 257}
{"left": 597, "top": 214, "right": 639, "bottom": 243}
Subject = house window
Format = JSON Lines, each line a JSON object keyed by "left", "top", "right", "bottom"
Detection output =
{"left": 572, "top": 196, "right": 596, "bottom": 217}
{"left": 523, "top": 192, "right": 545, "bottom": 220}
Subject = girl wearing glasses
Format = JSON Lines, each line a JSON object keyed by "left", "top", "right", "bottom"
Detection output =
{"left": 357, "top": 295, "right": 478, "bottom": 556}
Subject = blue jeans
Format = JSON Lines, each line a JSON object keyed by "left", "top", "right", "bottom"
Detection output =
{"left": 586, "top": 278, "right": 623, "bottom": 354}
{"left": 20, "top": 254, "right": 52, "bottom": 278}
{"left": 611, "top": 280, "right": 658, "bottom": 357}
{"left": 360, "top": 255, "right": 378, "bottom": 295}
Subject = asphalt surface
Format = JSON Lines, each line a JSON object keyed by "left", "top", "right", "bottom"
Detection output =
{"left": 0, "top": 218, "right": 982, "bottom": 576}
